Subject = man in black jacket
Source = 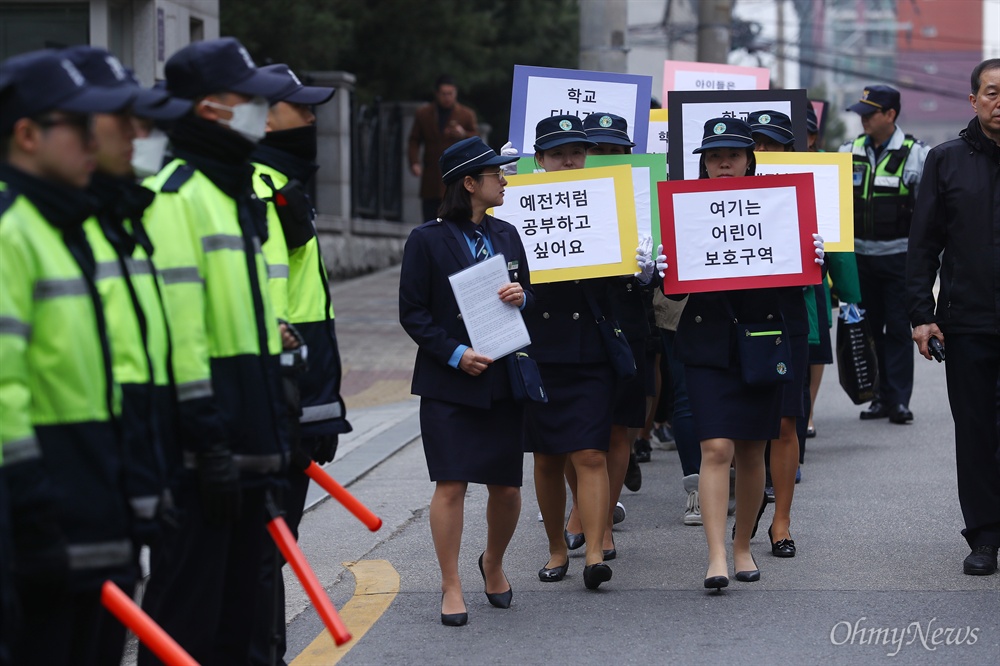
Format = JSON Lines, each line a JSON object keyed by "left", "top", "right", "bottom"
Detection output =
{"left": 907, "top": 58, "right": 1000, "bottom": 576}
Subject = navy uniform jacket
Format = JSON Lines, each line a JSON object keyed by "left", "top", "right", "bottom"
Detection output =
{"left": 673, "top": 288, "right": 786, "bottom": 369}
{"left": 400, "top": 215, "right": 534, "bottom": 410}
{"left": 523, "top": 278, "right": 616, "bottom": 365}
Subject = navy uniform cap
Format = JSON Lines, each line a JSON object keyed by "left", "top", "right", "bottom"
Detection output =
{"left": 534, "top": 115, "right": 596, "bottom": 152}
{"left": 583, "top": 112, "right": 635, "bottom": 147}
{"left": 440, "top": 137, "right": 517, "bottom": 185}
{"left": 806, "top": 105, "right": 819, "bottom": 134}
{"left": 846, "top": 84, "right": 900, "bottom": 116}
{"left": 62, "top": 45, "right": 190, "bottom": 121}
{"left": 747, "top": 110, "right": 794, "bottom": 146}
{"left": 0, "top": 49, "right": 134, "bottom": 133}
{"left": 260, "top": 64, "right": 335, "bottom": 106}
{"left": 692, "top": 117, "right": 755, "bottom": 153}
{"left": 164, "top": 37, "right": 290, "bottom": 101}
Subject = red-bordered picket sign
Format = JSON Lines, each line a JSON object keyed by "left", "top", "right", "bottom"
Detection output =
{"left": 658, "top": 173, "right": 821, "bottom": 295}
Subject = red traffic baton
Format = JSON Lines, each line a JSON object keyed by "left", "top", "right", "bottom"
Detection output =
{"left": 100, "top": 580, "right": 199, "bottom": 666}
{"left": 266, "top": 514, "right": 352, "bottom": 646}
{"left": 304, "top": 461, "right": 383, "bottom": 531}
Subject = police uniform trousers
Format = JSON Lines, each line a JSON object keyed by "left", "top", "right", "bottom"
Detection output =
{"left": 612, "top": 339, "right": 649, "bottom": 428}
{"left": 138, "top": 475, "right": 275, "bottom": 666}
{"left": 944, "top": 333, "right": 1000, "bottom": 548}
{"left": 524, "top": 362, "right": 615, "bottom": 454}
{"left": 420, "top": 397, "right": 524, "bottom": 487}
{"left": 856, "top": 252, "right": 913, "bottom": 407}
{"left": 684, "top": 363, "right": 782, "bottom": 443}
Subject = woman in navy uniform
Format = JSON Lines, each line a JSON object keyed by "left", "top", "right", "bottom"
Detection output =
{"left": 399, "top": 137, "right": 531, "bottom": 626}
{"left": 672, "top": 118, "right": 823, "bottom": 590}
{"left": 563, "top": 112, "right": 662, "bottom": 560}
{"left": 524, "top": 115, "right": 655, "bottom": 590}
{"left": 748, "top": 110, "right": 812, "bottom": 558}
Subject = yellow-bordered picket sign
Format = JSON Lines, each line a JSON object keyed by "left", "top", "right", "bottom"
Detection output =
{"left": 490, "top": 165, "right": 639, "bottom": 284}
{"left": 754, "top": 151, "right": 855, "bottom": 252}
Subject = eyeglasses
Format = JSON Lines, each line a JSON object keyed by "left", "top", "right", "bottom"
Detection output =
{"left": 479, "top": 171, "right": 506, "bottom": 179}
{"left": 34, "top": 114, "right": 92, "bottom": 138}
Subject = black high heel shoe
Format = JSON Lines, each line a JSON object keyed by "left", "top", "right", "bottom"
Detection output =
{"left": 603, "top": 535, "right": 616, "bottom": 561}
{"left": 769, "top": 526, "right": 796, "bottom": 558}
{"left": 478, "top": 552, "right": 512, "bottom": 609}
{"left": 583, "top": 562, "right": 612, "bottom": 590}
{"left": 731, "top": 492, "right": 769, "bottom": 540}
{"left": 440, "top": 593, "right": 468, "bottom": 627}
{"left": 703, "top": 575, "right": 729, "bottom": 591}
{"left": 538, "top": 559, "right": 569, "bottom": 582}
{"left": 564, "top": 529, "right": 585, "bottom": 550}
{"left": 735, "top": 555, "right": 760, "bottom": 582}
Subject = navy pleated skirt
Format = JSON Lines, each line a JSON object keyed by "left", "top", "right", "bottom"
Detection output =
{"left": 524, "top": 362, "right": 615, "bottom": 454}
{"left": 779, "top": 334, "right": 810, "bottom": 418}
{"left": 420, "top": 397, "right": 524, "bottom": 487}
{"left": 685, "top": 364, "right": 782, "bottom": 442}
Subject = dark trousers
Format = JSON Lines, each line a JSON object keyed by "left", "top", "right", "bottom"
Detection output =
{"left": 11, "top": 585, "right": 129, "bottom": 666}
{"left": 662, "top": 329, "right": 700, "bottom": 476}
{"left": 856, "top": 252, "right": 914, "bottom": 407}
{"left": 249, "top": 467, "right": 313, "bottom": 666}
{"left": 944, "top": 333, "right": 1000, "bottom": 548}
{"left": 139, "top": 478, "right": 274, "bottom": 666}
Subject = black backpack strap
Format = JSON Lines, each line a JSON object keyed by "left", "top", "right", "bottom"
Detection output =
{"left": 160, "top": 163, "right": 196, "bottom": 193}
{"left": 883, "top": 137, "right": 913, "bottom": 175}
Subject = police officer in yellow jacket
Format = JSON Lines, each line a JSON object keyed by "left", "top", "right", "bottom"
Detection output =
{"left": 250, "top": 63, "right": 353, "bottom": 663}
{"left": 0, "top": 49, "right": 137, "bottom": 665}
{"left": 134, "top": 38, "right": 292, "bottom": 665}
{"left": 839, "top": 85, "right": 928, "bottom": 424}
{"left": 65, "top": 45, "right": 191, "bottom": 548}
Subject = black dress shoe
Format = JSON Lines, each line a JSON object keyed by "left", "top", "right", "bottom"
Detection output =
{"left": 478, "top": 553, "right": 512, "bottom": 608}
{"left": 888, "top": 404, "right": 914, "bottom": 424}
{"left": 769, "top": 526, "right": 796, "bottom": 558}
{"left": 583, "top": 562, "right": 612, "bottom": 589}
{"left": 634, "top": 437, "right": 652, "bottom": 463}
{"left": 703, "top": 575, "right": 729, "bottom": 590}
{"left": 735, "top": 556, "right": 760, "bottom": 582}
{"left": 860, "top": 401, "right": 888, "bottom": 420}
{"left": 603, "top": 537, "right": 617, "bottom": 560}
{"left": 963, "top": 545, "right": 999, "bottom": 575}
{"left": 564, "top": 529, "right": 585, "bottom": 550}
{"left": 538, "top": 559, "right": 569, "bottom": 582}
{"left": 806, "top": 426, "right": 817, "bottom": 438}
{"left": 440, "top": 593, "right": 468, "bottom": 626}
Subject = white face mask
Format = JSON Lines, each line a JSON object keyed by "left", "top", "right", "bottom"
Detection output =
{"left": 203, "top": 96, "right": 269, "bottom": 141}
{"left": 131, "top": 129, "right": 170, "bottom": 179}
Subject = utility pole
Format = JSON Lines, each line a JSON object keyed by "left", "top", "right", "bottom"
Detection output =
{"left": 579, "top": 0, "right": 628, "bottom": 73}
{"left": 776, "top": 0, "right": 786, "bottom": 88}
{"left": 697, "top": 0, "right": 733, "bottom": 64}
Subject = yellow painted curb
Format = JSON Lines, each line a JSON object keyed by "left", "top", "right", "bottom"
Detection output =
{"left": 290, "top": 559, "right": 399, "bottom": 666}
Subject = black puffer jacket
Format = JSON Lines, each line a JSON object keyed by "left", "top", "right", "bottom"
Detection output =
{"left": 907, "top": 117, "right": 1000, "bottom": 334}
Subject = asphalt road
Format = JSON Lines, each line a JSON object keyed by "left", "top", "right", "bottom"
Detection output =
{"left": 280, "top": 274, "right": 1000, "bottom": 665}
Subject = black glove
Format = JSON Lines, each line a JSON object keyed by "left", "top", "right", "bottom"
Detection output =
{"left": 197, "top": 444, "right": 242, "bottom": 526}
{"left": 310, "top": 435, "right": 339, "bottom": 465}
{"left": 5, "top": 460, "right": 69, "bottom": 591}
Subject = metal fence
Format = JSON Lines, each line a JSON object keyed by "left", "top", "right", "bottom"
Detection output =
{"left": 351, "top": 97, "right": 403, "bottom": 221}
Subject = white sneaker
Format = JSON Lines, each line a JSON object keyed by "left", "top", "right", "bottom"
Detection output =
{"left": 613, "top": 501, "right": 626, "bottom": 524}
{"left": 537, "top": 510, "right": 544, "bottom": 522}
{"left": 683, "top": 474, "right": 702, "bottom": 526}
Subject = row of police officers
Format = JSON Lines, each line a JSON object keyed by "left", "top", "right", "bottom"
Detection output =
{"left": 0, "top": 38, "right": 350, "bottom": 665}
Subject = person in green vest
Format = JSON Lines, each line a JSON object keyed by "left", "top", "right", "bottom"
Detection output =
{"left": 0, "top": 49, "right": 137, "bottom": 665}
{"left": 64, "top": 45, "right": 191, "bottom": 550}
{"left": 249, "top": 62, "right": 353, "bottom": 663}
{"left": 134, "top": 38, "right": 293, "bottom": 665}
{"left": 839, "top": 85, "right": 929, "bottom": 425}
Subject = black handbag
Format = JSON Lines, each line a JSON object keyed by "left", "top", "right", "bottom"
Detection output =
{"left": 583, "top": 288, "right": 637, "bottom": 381}
{"left": 505, "top": 351, "right": 548, "bottom": 403}
{"left": 734, "top": 321, "right": 793, "bottom": 387}
{"left": 835, "top": 314, "right": 880, "bottom": 404}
